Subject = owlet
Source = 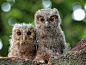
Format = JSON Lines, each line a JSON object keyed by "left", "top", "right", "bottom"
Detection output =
{"left": 8, "top": 23, "right": 36, "bottom": 60}
{"left": 34, "top": 8, "right": 67, "bottom": 63}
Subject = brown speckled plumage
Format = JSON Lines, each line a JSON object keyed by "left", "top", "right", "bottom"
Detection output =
{"left": 8, "top": 23, "right": 36, "bottom": 60}
{"left": 34, "top": 8, "right": 67, "bottom": 63}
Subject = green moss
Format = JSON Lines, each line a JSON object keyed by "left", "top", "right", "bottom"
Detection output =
{"left": 50, "top": 47, "right": 86, "bottom": 65}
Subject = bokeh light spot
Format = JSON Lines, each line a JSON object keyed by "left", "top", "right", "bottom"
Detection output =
{"left": 72, "top": 9, "right": 85, "bottom": 21}
{"left": 1, "top": 2, "right": 11, "bottom": 12}
{"left": 73, "top": 5, "right": 81, "bottom": 11}
{"left": 7, "top": 0, "right": 15, "bottom": 3}
{"left": 8, "top": 17, "right": 17, "bottom": 26}
{"left": 0, "top": 39, "right": 3, "bottom": 50}
{"left": 84, "top": 4, "right": 86, "bottom": 11}
{"left": 42, "top": 0, "right": 52, "bottom": 8}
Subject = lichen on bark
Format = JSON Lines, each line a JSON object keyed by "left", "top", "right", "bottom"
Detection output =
{"left": 0, "top": 57, "right": 43, "bottom": 65}
{"left": 50, "top": 47, "right": 86, "bottom": 65}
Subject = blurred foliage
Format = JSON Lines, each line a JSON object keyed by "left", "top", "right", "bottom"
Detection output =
{"left": 0, "top": 0, "right": 86, "bottom": 56}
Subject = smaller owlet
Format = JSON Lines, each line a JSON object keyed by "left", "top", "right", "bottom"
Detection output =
{"left": 34, "top": 8, "right": 68, "bottom": 63}
{"left": 8, "top": 23, "right": 36, "bottom": 60}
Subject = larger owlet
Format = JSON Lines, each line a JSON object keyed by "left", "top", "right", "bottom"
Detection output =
{"left": 34, "top": 8, "right": 67, "bottom": 63}
{"left": 8, "top": 23, "right": 36, "bottom": 60}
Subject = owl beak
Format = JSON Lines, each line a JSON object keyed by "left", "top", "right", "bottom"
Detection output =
{"left": 45, "top": 22, "right": 49, "bottom": 27}
{"left": 23, "top": 35, "right": 27, "bottom": 40}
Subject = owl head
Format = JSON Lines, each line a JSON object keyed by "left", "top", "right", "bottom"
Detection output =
{"left": 35, "top": 8, "right": 61, "bottom": 28}
{"left": 12, "top": 23, "right": 36, "bottom": 44}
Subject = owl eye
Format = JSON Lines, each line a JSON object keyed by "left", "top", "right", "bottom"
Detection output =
{"left": 17, "top": 32, "right": 21, "bottom": 35}
{"left": 27, "top": 31, "right": 31, "bottom": 35}
{"left": 40, "top": 17, "right": 45, "bottom": 22}
{"left": 49, "top": 17, "right": 54, "bottom": 22}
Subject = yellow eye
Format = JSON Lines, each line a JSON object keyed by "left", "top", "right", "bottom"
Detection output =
{"left": 49, "top": 17, "right": 54, "bottom": 22}
{"left": 40, "top": 17, "right": 45, "bottom": 22}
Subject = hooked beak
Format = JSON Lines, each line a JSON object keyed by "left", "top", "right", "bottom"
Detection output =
{"left": 23, "top": 35, "right": 27, "bottom": 40}
{"left": 45, "top": 22, "right": 49, "bottom": 27}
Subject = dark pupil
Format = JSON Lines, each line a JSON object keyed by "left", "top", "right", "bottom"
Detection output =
{"left": 17, "top": 32, "right": 21, "bottom": 35}
{"left": 50, "top": 18, "right": 54, "bottom": 21}
{"left": 41, "top": 18, "right": 44, "bottom": 21}
{"left": 27, "top": 31, "right": 31, "bottom": 35}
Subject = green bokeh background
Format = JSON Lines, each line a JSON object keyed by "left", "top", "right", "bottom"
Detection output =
{"left": 0, "top": 0, "right": 86, "bottom": 56}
